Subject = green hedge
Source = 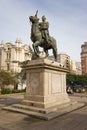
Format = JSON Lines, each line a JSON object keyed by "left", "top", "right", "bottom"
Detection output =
{"left": 1, "top": 88, "right": 26, "bottom": 94}
{"left": 66, "top": 74, "right": 87, "bottom": 86}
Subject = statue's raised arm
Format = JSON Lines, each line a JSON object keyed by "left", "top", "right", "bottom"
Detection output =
{"left": 35, "top": 10, "right": 38, "bottom": 17}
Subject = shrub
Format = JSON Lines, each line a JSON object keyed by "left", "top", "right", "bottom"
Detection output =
{"left": 1, "top": 88, "right": 26, "bottom": 94}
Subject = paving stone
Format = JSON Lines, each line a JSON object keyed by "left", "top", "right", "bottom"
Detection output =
{"left": 0, "top": 93, "right": 87, "bottom": 130}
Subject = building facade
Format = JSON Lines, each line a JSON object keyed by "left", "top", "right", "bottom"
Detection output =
{"left": 81, "top": 42, "right": 87, "bottom": 75}
{"left": 75, "top": 62, "right": 82, "bottom": 75}
{"left": 49, "top": 53, "right": 81, "bottom": 75}
{"left": 0, "top": 39, "right": 32, "bottom": 73}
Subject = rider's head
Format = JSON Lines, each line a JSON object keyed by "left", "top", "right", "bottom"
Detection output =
{"left": 42, "top": 15, "right": 46, "bottom": 21}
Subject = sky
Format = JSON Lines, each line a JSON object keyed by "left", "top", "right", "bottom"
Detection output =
{"left": 0, "top": 0, "right": 87, "bottom": 62}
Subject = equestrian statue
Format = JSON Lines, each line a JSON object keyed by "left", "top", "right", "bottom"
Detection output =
{"left": 29, "top": 10, "right": 57, "bottom": 61}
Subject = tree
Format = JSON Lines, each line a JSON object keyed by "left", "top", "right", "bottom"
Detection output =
{"left": 0, "top": 70, "right": 16, "bottom": 89}
{"left": 66, "top": 74, "right": 87, "bottom": 86}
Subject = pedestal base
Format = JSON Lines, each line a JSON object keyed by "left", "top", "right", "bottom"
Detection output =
{"left": 3, "top": 101, "right": 85, "bottom": 120}
{"left": 4, "top": 59, "right": 84, "bottom": 120}
{"left": 23, "top": 58, "right": 70, "bottom": 109}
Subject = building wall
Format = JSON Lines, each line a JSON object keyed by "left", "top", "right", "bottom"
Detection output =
{"left": 81, "top": 42, "right": 87, "bottom": 75}
{"left": 0, "top": 39, "right": 32, "bottom": 73}
{"left": 75, "top": 62, "right": 82, "bottom": 75}
{"left": 49, "top": 53, "right": 81, "bottom": 75}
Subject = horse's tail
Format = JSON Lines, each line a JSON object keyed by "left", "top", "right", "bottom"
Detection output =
{"left": 50, "top": 37, "right": 58, "bottom": 60}
{"left": 50, "top": 37, "right": 57, "bottom": 48}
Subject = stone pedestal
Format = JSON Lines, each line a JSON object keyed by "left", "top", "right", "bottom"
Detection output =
{"left": 3, "top": 58, "right": 85, "bottom": 120}
{"left": 23, "top": 58, "right": 70, "bottom": 109}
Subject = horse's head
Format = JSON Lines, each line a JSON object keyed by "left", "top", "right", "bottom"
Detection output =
{"left": 29, "top": 15, "right": 41, "bottom": 43}
{"left": 29, "top": 15, "right": 39, "bottom": 23}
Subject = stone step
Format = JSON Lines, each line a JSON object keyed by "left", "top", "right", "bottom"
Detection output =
{"left": 3, "top": 102, "right": 85, "bottom": 120}
{"left": 11, "top": 101, "right": 78, "bottom": 114}
{"left": 22, "top": 99, "right": 77, "bottom": 110}
{"left": 3, "top": 106, "right": 47, "bottom": 120}
{"left": 11, "top": 104, "right": 51, "bottom": 114}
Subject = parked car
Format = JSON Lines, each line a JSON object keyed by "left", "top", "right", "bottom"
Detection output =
{"left": 66, "top": 83, "right": 86, "bottom": 93}
{"left": 73, "top": 84, "right": 86, "bottom": 93}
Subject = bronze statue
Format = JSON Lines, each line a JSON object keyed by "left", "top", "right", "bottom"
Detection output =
{"left": 29, "top": 11, "right": 57, "bottom": 61}
{"left": 39, "top": 15, "right": 49, "bottom": 43}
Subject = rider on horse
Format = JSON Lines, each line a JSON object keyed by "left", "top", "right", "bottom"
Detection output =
{"left": 39, "top": 15, "right": 50, "bottom": 43}
{"left": 29, "top": 11, "right": 57, "bottom": 61}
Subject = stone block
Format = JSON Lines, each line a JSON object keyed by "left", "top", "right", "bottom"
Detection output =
{"left": 22, "top": 58, "right": 70, "bottom": 109}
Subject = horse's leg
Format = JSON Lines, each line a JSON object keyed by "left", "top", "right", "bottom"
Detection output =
{"left": 32, "top": 44, "right": 39, "bottom": 57}
{"left": 53, "top": 47, "right": 57, "bottom": 61}
{"left": 32, "top": 41, "right": 41, "bottom": 57}
{"left": 44, "top": 49, "right": 49, "bottom": 57}
{"left": 32, "top": 43, "right": 38, "bottom": 56}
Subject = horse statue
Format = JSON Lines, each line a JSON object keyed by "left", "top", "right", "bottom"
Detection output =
{"left": 29, "top": 11, "right": 57, "bottom": 61}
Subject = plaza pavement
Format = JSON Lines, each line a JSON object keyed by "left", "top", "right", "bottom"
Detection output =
{"left": 0, "top": 93, "right": 87, "bottom": 130}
